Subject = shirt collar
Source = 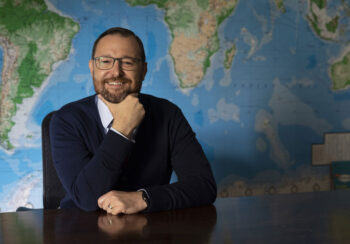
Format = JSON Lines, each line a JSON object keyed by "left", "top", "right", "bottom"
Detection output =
{"left": 95, "top": 95, "right": 113, "bottom": 132}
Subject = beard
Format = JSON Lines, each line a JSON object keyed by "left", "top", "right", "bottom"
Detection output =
{"left": 93, "top": 76, "right": 142, "bottom": 104}
{"left": 100, "top": 79, "right": 130, "bottom": 103}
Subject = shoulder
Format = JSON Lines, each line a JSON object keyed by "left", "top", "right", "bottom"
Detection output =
{"left": 57, "top": 95, "right": 96, "bottom": 113}
{"left": 51, "top": 95, "right": 98, "bottom": 125}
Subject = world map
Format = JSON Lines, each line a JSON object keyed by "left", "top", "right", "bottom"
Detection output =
{"left": 1, "top": 0, "right": 350, "bottom": 212}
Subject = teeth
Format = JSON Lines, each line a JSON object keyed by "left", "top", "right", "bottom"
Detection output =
{"left": 108, "top": 82, "right": 122, "bottom": 85}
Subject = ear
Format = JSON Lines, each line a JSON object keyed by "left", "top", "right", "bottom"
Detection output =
{"left": 89, "top": 59, "right": 94, "bottom": 76}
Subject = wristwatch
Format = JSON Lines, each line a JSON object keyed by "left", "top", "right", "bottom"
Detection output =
{"left": 141, "top": 190, "right": 150, "bottom": 210}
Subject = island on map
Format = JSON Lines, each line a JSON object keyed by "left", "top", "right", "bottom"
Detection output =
{"left": 330, "top": 50, "right": 350, "bottom": 90}
{"left": 0, "top": 0, "right": 79, "bottom": 149}
{"left": 126, "top": 0, "right": 238, "bottom": 88}
{"left": 306, "top": 0, "right": 339, "bottom": 41}
{"left": 305, "top": 0, "right": 350, "bottom": 91}
{"left": 274, "top": 0, "right": 286, "bottom": 13}
{"left": 224, "top": 43, "right": 236, "bottom": 69}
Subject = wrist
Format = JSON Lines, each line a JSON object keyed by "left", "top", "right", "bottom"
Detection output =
{"left": 137, "top": 190, "right": 149, "bottom": 211}
{"left": 112, "top": 123, "right": 133, "bottom": 139}
{"left": 141, "top": 191, "right": 150, "bottom": 211}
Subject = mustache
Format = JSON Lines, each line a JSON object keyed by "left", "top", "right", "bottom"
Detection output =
{"left": 103, "top": 77, "right": 131, "bottom": 83}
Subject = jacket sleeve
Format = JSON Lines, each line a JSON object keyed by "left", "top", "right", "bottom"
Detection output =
{"left": 145, "top": 106, "right": 217, "bottom": 212}
{"left": 49, "top": 109, "right": 134, "bottom": 211}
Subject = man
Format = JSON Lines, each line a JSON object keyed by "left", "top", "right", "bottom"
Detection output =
{"left": 50, "top": 27, "right": 216, "bottom": 215}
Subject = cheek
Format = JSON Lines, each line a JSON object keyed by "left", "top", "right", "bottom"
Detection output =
{"left": 93, "top": 73, "right": 105, "bottom": 90}
{"left": 93, "top": 79, "right": 101, "bottom": 93}
{"left": 94, "top": 69, "right": 109, "bottom": 80}
{"left": 132, "top": 72, "right": 144, "bottom": 85}
{"left": 131, "top": 77, "right": 142, "bottom": 89}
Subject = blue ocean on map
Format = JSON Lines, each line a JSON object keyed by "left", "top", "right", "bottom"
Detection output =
{"left": 3, "top": 0, "right": 350, "bottom": 211}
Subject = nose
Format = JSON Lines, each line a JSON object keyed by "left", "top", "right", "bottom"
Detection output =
{"left": 110, "top": 59, "right": 124, "bottom": 77}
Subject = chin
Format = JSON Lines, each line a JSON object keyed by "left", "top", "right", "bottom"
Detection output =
{"left": 104, "top": 91, "right": 129, "bottom": 103}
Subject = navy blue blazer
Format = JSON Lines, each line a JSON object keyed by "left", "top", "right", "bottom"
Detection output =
{"left": 50, "top": 93, "right": 217, "bottom": 212}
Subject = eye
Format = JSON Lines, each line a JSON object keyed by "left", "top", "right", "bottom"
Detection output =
{"left": 122, "top": 58, "right": 136, "bottom": 65}
{"left": 100, "top": 58, "right": 112, "bottom": 64}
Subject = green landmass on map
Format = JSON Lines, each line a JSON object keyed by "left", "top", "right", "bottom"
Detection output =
{"left": 330, "top": 52, "right": 350, "bottom": 90}
{"left": 325, "top": 16, "right": 339, "bottom": 33}
{"left": 224, "top": 44, "right": 236, "bottom": 69}
{"left": 306, "top": 0, "right": 350, "bottom": 91}
{"left": 0, "top": 0, "right": 79, "bottom": 149}
{"left": 126, "top": 0, "right": 238, "bottom": 88}
{"left": 306, "top": 0, "right": 340, "bottom": 40}
{"left": 274, "top": 0, "right": 286, "bottom": 13}
{"left": 311, "top": 0, "right": 326, "bottom": 9}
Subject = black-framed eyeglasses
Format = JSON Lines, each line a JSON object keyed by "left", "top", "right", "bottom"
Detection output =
{"left": 93, "top": 56, "right": 142, "bottom": 70}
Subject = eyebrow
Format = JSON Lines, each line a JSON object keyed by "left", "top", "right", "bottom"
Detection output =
{"left": 95, "top": 55, "right": 139, "bottom": 59}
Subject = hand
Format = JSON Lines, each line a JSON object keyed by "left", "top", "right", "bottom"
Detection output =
{"left": 98, "top": 190, "right": 147, "bottom": 215}
{"left": 99, "top": 93, "right": 145, "bottom": 139}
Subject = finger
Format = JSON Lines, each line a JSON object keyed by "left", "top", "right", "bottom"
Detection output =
{"left": 104, "top": 201, "right": 113, "bottom": 211}
{"left": 110, "top": 206, "right": 123, "bottom": 216}
{"left": 100, "top": 198, "right": 112, "bottom": 211}
{"left": 97, "top": 195, "right": 106, "bottom": 208}
{"left": 106, "top": 199, "right": 125, "bottom": 215}
{"left": 106, "top": 205, "right": 114, "bottom": 214}
{"left": 105, "top": 202, "right": 116, "bottom": 215}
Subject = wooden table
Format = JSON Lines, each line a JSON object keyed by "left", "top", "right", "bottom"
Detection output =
{"left": 1, "top": 189, "right": 350, "bottom": 243}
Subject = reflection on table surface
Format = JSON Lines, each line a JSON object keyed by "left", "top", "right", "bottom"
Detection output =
{"left": 0, "top": 204, "right": 217, "bottom": 243}
{"left": 2, "top": 189, "right": 350, "bottom": 243}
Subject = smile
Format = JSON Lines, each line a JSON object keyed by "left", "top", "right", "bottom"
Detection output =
{"left": 107, "top": 81, "right": 122, "bottom": 85}
{"left": 105, "top": 81, "right": 125, "bottom": 89}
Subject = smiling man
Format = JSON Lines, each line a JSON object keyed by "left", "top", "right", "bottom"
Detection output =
{"left": 50, "top": 27, "right": 217, "bottom": 215}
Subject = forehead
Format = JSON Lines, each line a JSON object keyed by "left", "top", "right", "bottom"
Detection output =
{"left": 95, "top": 34, "right": 141, "bottom": 58}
